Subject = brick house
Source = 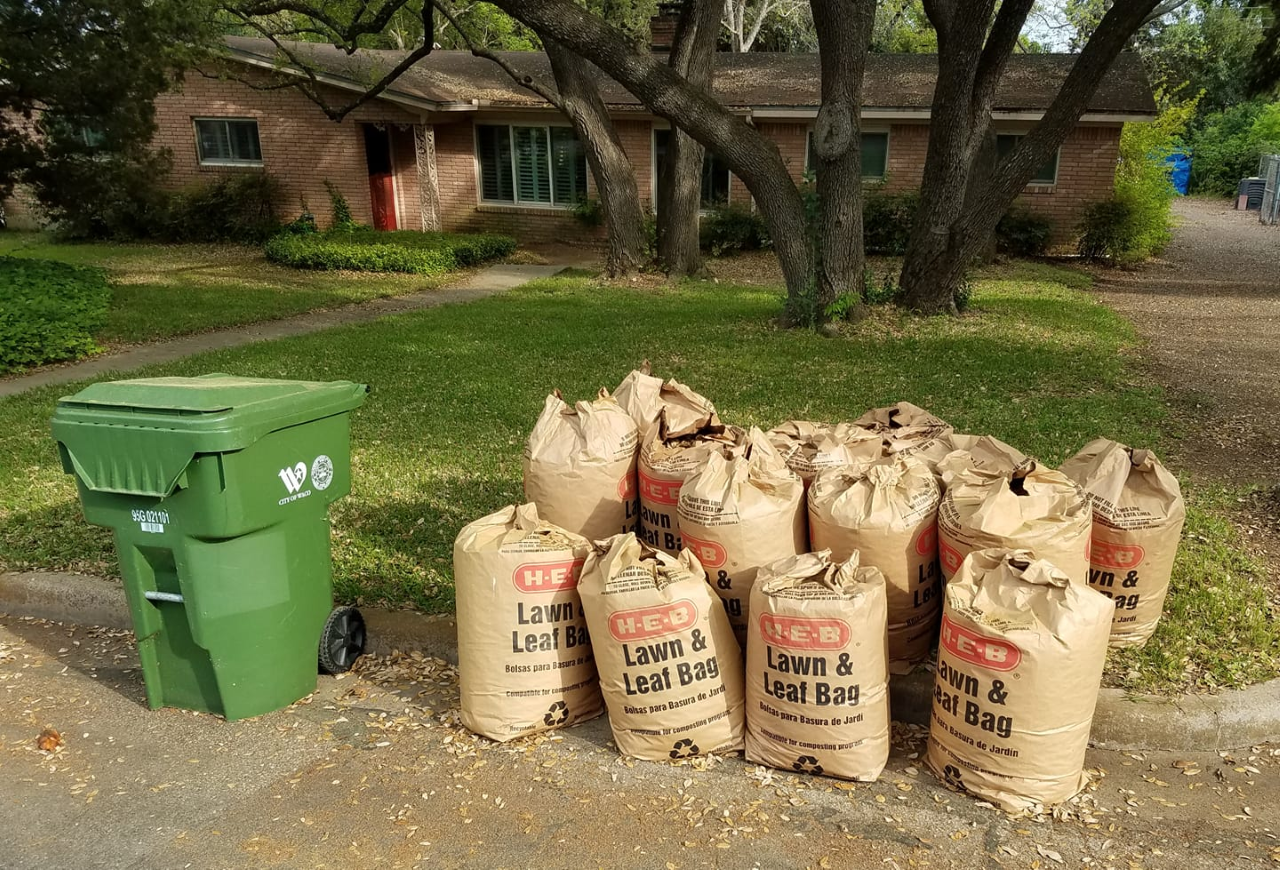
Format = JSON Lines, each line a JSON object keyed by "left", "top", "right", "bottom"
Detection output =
{"left": 5, "top": 37, "right": 1156, "bottom": 243}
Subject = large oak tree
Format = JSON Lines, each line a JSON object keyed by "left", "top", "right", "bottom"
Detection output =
{"left": 225, "top": 0, "right": 1171, "bottom": 318}
{"left": 483, "top": 0, "right": 1166, "bottom": 315}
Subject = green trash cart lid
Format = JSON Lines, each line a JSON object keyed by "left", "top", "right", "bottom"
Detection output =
{"left": 52, "top": 374, "right": 368, "bottom": 498}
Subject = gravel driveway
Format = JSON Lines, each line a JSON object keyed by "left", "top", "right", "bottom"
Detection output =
{"left": 1095, "top": 196, "right": 1280, "bottom": 559}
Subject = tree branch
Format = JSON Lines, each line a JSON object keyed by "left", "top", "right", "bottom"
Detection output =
{"left": 1144, "top": 0, "right": 1193, "bottom": 25}
{"left": 971, "top": 0, "right": 1035, "bottom": 122}
{"left": 742, "top": 0, "right": 775, "bottom": 53}
{"left": 224, "top": 5, "right": 434, "bottom": 121}
{"left": 920, "top": 0, "right": 953, "bottom": 48}
{"left": 978, "top": 0, "right": 1164, "bottom": 216}
{"left": 427, "top": 0, "right": 563, "bottom": 108}
{"left": 233, "top": 0, "right": 418, "bottom": 47}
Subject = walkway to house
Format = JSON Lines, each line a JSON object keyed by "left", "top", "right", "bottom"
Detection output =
{"left": 1095, "top": 196, "right": 1280, "bottom": 561}
{"left": 0, "top": 264, "right": 565, "bottom": 399}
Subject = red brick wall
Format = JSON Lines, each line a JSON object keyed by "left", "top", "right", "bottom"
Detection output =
{"left": 1013, "top": 124, "right": 1120, "bottom": 243}
{"left": 1, "top": 184, "right": 42, "bottom": 229}
{"left": 7, "top": 66, "right": 1122, "bottom": 246}
{"left": 152, "top": 68, "right": 422, "bottom": 230}
{"left": 427, "top": 115, "right": 1119, "bottom": 245}
{"left": 883, "top": 123, "right": 929, "bottom": 190}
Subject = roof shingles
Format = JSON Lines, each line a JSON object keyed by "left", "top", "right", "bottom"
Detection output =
{"left": 222, "top": 36, "right": 1156, "bottom": 116}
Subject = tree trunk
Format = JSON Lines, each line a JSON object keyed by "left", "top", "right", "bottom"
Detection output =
{"left": 900, "top": 0, "right": 1164, "bottom": 313}
{"left": 656, "top": 131, "right": 706, "bottom": 276}
{"left": 544, "top": 39, "right": 647, "bottom": 276}
{"left": 487, "top": 0, "right": 816, "bottom": 303}
{"left": 656, "top": 0, "right": 720, "bottom": 277}
{"left": 809, "top": 0, "right": 876, "bottom": 318}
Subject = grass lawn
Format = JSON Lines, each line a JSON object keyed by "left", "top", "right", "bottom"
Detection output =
{"left": 0, "top": 232, "right": 445, "bottom": 345}
{"left": 0, "top": 259, "right": 1274, "bottom": 693}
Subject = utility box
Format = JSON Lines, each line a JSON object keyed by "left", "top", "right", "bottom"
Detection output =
{"left": 51, "top": 374, "right": 369, "bottom": 721}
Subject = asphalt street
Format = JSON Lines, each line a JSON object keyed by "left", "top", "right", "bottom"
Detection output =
{"left": 2, "top": 613, "right": 1278, "bottom": 870}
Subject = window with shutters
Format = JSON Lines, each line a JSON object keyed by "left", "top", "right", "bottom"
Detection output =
{"left": 652, "top": 128, "right": 731, "bottom": 209}
{"left": 996, "top": 134, "right": 1059, "bottom": 185}
{"left": 805, "top": 130, "right": 890, "bottom": 179}
{"left": 194, "top": 118, "right": 262, "bottom": 165}
{"left": 476, "top": 123, "right": 588, "bottom": 207}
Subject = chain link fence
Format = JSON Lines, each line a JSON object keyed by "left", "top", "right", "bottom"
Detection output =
{"left": 1261, "top": 154, "right": 1280, "bottom": 227}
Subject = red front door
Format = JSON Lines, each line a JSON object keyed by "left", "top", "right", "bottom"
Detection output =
{"left": 363, "top": 124, "right": 398, "bottom": 231}
{"left": 369, "top": 173, "right": 397, "bottom": 231}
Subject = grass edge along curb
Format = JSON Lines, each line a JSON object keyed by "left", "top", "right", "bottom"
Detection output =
{"left": 264, "top": 230, "right": 517, "bottom": 275}
{"left": 4, "top": 570, "right": 1278, "bottom": 753}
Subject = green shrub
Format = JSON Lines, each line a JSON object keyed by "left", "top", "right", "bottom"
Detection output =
{"left": 164, "top": 172, "right": 284, "bottom": 244}
{"left": 0, "top": 257, "right": 111, "bottom": 372}
{"left": 700, "top": 205, "right": 772, "bottom": 255}
{"left": 863, "top": 191, "right": 919, "bottom": 255}
{"left": 1082, "top": 100, "right": 1195, "bottom": 263}
{"left": 570, "top": 197, "right": 604, "bottom": 228}
{"left": 264, "top": 229, "right": 517, "bottom": 274}
{"left": 996, "top": 208, "right": 1053, "bottom": 257}
{"left": 1077, "top": 199, "right": 1142, "bottom": 263}
{"left": 862, "top": 269, "right": 902, "bottom": 306}
{"left": 30, "top": 151, "right": 173, "bottom": 241}
{"left": 1188, "top": 99, "right": 1280, "bottom": 196}
{"left": 325, "top": 180, "right": 360, "bottom": 232}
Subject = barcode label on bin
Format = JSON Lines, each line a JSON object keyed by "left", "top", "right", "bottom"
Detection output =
{"left": 131, "top": 509, "right": 170, "bottom": 535}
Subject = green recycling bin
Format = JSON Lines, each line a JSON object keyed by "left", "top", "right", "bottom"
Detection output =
{"left": 51, "top": 374, "right": 369, "bottom": 721}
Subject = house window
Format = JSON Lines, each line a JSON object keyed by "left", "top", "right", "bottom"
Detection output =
{"left": 195, "top": 119, "right": 262, "bottom": 165}
{"left": 805, "top": 131, "right": 889, "bottom": 179}
{"left": 653, "top": 129, "right": 730, "bottom": 209}
{"left": 996, "top": 134, "right": 1059, "bottom": 185}
{"left": 476, "top": 123, "right": 588, "bottom": 207}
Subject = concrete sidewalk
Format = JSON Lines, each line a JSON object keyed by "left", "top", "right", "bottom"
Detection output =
{"left": 1, "top": 612, "right": 1277, "bottom": 870}
{"left": 0, "top": 264, "right": 564, "bottom": 398}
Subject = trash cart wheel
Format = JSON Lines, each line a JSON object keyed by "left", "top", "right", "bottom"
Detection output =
{"left": 319, "top": 606, "right": 366, "bottom": 675}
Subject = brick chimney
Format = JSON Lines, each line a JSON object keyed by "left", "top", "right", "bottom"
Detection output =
{"left": 650, "top": 2, "right": 683, "bottom": 53}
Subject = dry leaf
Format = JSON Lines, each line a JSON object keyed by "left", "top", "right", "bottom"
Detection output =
{"left": 36, "top": 727, "right": 63, "bottom": 753}
{"left": 1035, "top": 845, "right": 1064, "bottom": 864}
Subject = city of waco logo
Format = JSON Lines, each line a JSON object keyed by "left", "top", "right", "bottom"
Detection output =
{"left": 1091, "top": 540, "right": 1145, "bottom": 570}
{"left": 609, "top": 599, "right": 697, "bottom": 642}
{"left": 511, "top": 560, "right": 584, "bottom": 594}
{"left": 638, "top": 470, "right": 681, "bottom": 506}
{"left": 940, "top": 615, "right": 1022, "bottom": 671}
{"left": 681, "top": 533, "right": 727, "bottom": 569}
{"left": 759, "top": 614, "right": 851, "bottom": 651}
{"left": 278, "top": 461, "right": 307, "bottom": 494}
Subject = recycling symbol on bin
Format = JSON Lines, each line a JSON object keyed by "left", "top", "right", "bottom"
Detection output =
{"left": 543, "top": 700, "right": 570, "bottom": 727}
{"left": 792, "top": 755, "right": 824, "bottom": 776}
{"left": 669, "top": 738, "right": 700, "bottom": 760}
{"left": 942, "top": 764, "right": 969, "bottom": 793}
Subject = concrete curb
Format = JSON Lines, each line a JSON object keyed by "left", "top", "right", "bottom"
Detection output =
{"left": 4, "top": 571, "right": 1279, "bottom": 752}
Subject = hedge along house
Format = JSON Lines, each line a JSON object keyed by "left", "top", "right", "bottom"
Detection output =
{"left": 4, "top": 35, "right": 1157, "bottom": 243}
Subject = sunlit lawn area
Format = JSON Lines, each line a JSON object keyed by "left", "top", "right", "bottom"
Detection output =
{"left": 0, "top": 258, "right": 1274, "bottom": 693}
{"left": 0, "top": 232, "right": 443, "bottom": 345}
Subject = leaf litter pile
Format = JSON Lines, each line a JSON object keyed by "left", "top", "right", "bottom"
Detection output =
{"left": 344, "top": 649, "right": 1280, "bottom": 867}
